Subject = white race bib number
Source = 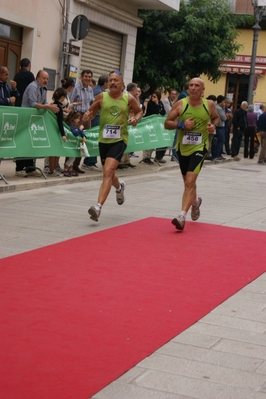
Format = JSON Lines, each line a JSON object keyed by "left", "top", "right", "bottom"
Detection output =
{"left": 182, "top": 131, "right": 202, "bottom": 145}
{"left": 103, "top": 125, "right": 121, "bottom": 139}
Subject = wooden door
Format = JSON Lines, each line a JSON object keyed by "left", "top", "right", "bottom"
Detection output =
{"left": 0, "top": 40, "right": 21, "bottom": 78}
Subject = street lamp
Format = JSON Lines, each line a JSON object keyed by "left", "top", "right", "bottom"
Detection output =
{"left": 247, "top": 0, "right": 266, "bottom": 105}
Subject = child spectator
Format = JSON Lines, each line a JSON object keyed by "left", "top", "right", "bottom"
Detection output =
{"left": 64, "top": 111, "right": 87, "bottom": 177}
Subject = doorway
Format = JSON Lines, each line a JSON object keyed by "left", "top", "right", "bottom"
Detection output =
{"left": 226, "top": 73, "right": 249, "bottom": 110}
{"left": 0, "top": 21, "right": 22, "bottom": 79}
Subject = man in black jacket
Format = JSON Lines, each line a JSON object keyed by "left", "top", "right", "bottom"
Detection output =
{"left": 0, "top": 65, "right": 20, "bottom": 106}
{"left": 13, "top": 58, "right": 35, "bottom": 106}
{"left": 231, "top": 101, "right": 248, "bottom": 160}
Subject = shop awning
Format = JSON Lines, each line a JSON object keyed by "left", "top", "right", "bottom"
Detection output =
{"left": 219, "top": 55, "right": 266, "bottom": 76}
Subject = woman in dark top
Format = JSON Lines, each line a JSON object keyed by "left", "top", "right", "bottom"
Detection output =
{"left": 47, "top": 87, "right": 67, "bottom": 176}
{"left": 143, "top": 90, "right": 166, "bottom": 164}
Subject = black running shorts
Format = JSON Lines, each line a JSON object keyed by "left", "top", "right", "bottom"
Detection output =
{"left": 178, "top": 148, "right": 207, "bottom": 175}
{"left": 99, "top": 140, "right": 127, "bottom": 165}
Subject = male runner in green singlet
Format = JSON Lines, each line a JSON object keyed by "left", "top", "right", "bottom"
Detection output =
{"left": 84, "top": 70, "right": 143, "bottom": 221}
{"left": 164, "top": 78, "right": 220, "bottom": 231}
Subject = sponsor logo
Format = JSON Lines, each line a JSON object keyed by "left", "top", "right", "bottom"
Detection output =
{"left": 28, "top": 115, "right": 50, "bottom": 148}
{"left": 0, "top": 113, "right": 18, "bottom": 147}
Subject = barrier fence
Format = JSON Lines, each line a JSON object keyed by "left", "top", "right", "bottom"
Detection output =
{"left": 0, "top": 107, "right": 175, "bottom": 158}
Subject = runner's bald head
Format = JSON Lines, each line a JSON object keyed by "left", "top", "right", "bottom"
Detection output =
{"left": 189, "top": 77, "right": 205, "bottom": 89}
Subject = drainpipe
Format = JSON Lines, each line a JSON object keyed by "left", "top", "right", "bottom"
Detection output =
{"left": 59, "top": 0, "right": 70, "bottom": 83}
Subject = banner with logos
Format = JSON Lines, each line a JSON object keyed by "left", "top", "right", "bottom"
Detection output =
{"left": 0, "top": 107, "right": 175, "bottom": 158}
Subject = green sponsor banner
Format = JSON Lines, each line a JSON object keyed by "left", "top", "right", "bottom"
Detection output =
{"left": 0, "top": 106, "right": 175, "bottom": 158}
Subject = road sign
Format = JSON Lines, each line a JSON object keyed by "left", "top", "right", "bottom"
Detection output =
{"left": 69, "top": 44, "right": 80, "bottom": 56}
{"left": 63, "top": 42, "right": 70, "bottom": 54}
{"left": 63, "top": 42, "right": 80, "bottom": 56}
{"left": 71, "top": 15, "right": 90, "bottom": 40}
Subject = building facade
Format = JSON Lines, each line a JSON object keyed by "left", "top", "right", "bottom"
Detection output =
{"left": 204, "top": 0, "right": 266, "bottom": 107}
{"left": 0, "top": 0, "right": 180, "bottom": 100}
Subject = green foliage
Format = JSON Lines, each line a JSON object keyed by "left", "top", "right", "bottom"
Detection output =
{"left": 133, "top": 0, "right": 252, "bottom": 96}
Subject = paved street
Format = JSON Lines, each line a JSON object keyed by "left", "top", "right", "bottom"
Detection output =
{"left": 1, "top": 151, "right": 266, "bottom": 398}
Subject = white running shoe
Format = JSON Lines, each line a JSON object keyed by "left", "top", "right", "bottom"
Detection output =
{"left": 116, "top": 181, "right": 125, "bottom": 205}
{"left": 88, "top": 206, "right": 101, "bottom": 222}
{"left": 15, "top": 170, "right": 27, "bottom": 177}
{"left": 191, "top": 197, "right": 202, "bottom": 221}
{"left": 172, "top": 215, "right": 186, "bottom": 231}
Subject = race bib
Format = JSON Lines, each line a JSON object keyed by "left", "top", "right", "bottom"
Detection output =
{"left": 182, "top": 131, "right": 202, "bottom": 145}
{"left": 103, "top": 125, "right": 121, "bottom": 139}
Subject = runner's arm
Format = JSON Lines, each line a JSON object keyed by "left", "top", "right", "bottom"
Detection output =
{"left": 83, "top": 93, "right": 103, "bottom": 121}
{"left": 164, "top": 100, "right": 182, "bottom": 130}
{"left": 128, "top": 96, "right": 143, "bottom": 126}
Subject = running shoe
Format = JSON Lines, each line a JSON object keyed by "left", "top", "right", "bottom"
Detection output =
{"left": 15, "top": 170, "right": 27, "bottom": 177}
{"left": 191, "top": 197, "right": 202, "bottom": 221}
{"left": 116, "top": 181, "right": 125, "bottom": 205}
{"left": 47, "top": 170, "right": 62, "bottom": 177}
{"left": 172, "top": 215, "right": 185, "bottom": 231}
{"left": 88, "top": 206, "right": 101, "bottom": 222}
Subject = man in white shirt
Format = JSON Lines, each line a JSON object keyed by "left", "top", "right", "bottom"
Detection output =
{"left": 69, "top": 69, "right": 95, "bottom": 173}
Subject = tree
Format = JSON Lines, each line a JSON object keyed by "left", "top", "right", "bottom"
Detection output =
{"left": 133, "top": 0, "right": 253, "bottom": 95}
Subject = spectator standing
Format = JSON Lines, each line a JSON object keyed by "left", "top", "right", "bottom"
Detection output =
{"left": 20, "top": 70, "right": 59, "bottom": 177}
{"left": 14, "top": 58, "right": 35, "bottom": 174}
{"left": 47, "top": 88, "right": 67, "bottom": 176}
{"left": 118, "top": 82, "right": 139, "bottom": 169}
{"left": 205, "top": 95, "right": 217, "bottom": 160}
{"left": 177, "top": 82, "right": 189, "bottom": 100}
{"left": 64, "top": 111, "right": 86, "bottom": 176}
{"left": 231, "top": 101, "right": 248, "bottom": 161}
{"left": 162, "top": 89, "right": 178, "bottom": 114}
{"left": 0, "top": 65, "right": 20, "bottom": 173}
{"left": 82, "top": 74, "right": 108, "bottom": 172}
{"left": 69, "top": 69, "right": 95, "bottom": 174}
{"left": 163, "top": 89, "right": 178, "bottom": 161}
{"left": 257, "top": 108, "right": 266, "bottom": 164}
{"left": 61, "top": 77, "right": 79, "bottom": 117}
{"left": 129, "top": 86, "right": 145, "bottom": 159}
{"left": 224, "top": 98, "right": 233, "bottom": 155}
{"left": 90, "top": 79, "right": 96, "bottom": 90}
{"left": 143, "top": 90, "right": 166, "bottom": 164}
{"left": 0, "top": 65, "right": 19, "bottom": 106}
{"left": 244, "top": 104, "right": 257, "bottom": 159}
{"left": 257, "top": 103, "right": 265, "bottom": 119}
{"left": 13, "top": 58, "right": 34, "bottom": 106}
{"left": 43, "top": 77, "right": 78, "bottom": 173}
{"left": 136, "top": 86, "right": 145, "bottom": 115}
{"left": 211, "top": 95, "right": 227, "bottom": 161}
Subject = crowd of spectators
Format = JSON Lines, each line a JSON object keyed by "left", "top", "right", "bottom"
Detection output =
{"left": 1, "top": 59, "right": 266, "bottom": 178}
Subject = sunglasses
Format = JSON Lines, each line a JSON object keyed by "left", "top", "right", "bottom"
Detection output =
{"left": 109, "top": 70, "right": 122, "bottom": 76}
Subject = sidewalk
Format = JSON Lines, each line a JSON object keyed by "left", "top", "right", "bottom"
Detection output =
{"left": 0, "top": 149, "right": 260, "bottom": 193}
{"left": 0, "top": 151, "right": 179, "bottom": 193}
{"left": 1, "top": 148, "right": 266, "bottom": 399}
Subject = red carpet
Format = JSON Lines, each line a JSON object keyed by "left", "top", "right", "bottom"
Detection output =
{"left": 1, "top": 217, "right": 266, "bottom": 399}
